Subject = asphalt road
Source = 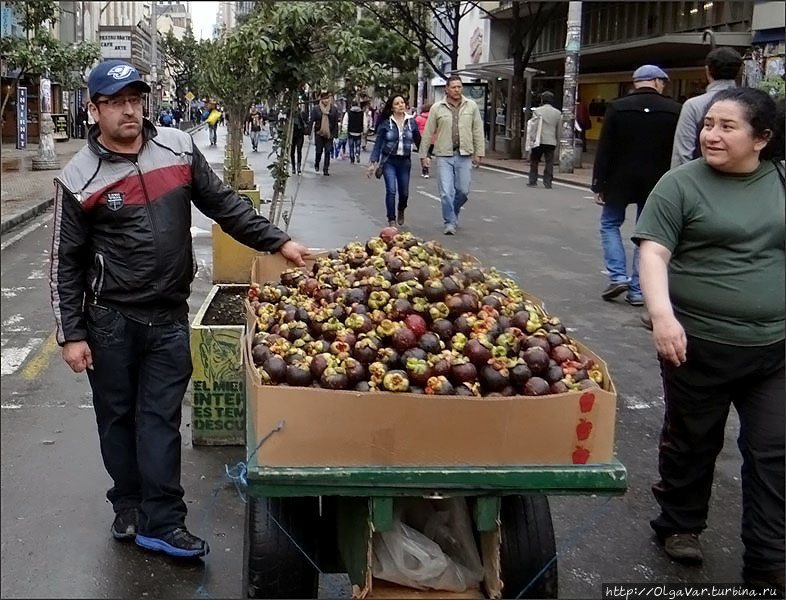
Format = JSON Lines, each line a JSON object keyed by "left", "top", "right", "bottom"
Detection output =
{"left": 1, "top": 126, "right": 747, "bottom": 599}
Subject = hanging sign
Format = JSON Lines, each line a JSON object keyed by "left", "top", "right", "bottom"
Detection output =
{"left": 16, "top": 87, "right": 28, "bottom": 149}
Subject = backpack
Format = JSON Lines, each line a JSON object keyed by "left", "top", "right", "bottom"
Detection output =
{"left": 161, "top": 112, "right": 173, "bottom": 126}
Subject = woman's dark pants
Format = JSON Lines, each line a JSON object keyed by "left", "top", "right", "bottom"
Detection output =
{"left": 382, "top": 155, "right": 411, "bottom": 222}
{"left": 86, "top": 305, "right": 192, "bottom": 537}
{"left": 290, "top": 134, "right": 304, "bottom": 171}
{"left": 651, "top": 336, "right": 785, "bottom": 572}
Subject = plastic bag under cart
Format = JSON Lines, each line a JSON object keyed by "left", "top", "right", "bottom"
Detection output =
{"left": 372, "top": 497, "right": 484, "bottom": 592}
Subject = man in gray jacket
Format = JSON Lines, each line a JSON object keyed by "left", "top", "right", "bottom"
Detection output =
{"left": 527, "top": 91, "right": 562, "bottom": 189}
{"left": 670, "top": 47, "right": 742, "bottom": 167}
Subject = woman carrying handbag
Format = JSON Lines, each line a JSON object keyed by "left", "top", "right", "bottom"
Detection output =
{"left": 367, "top": 94, "right": 422, "bottom": 227}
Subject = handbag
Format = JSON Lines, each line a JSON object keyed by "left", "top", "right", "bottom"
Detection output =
{"left": 375, "top": 148, "right": 391, "bottom": 179}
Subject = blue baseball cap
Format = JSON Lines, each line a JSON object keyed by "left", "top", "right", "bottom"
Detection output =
{"left": 88, "top": 59, "right": 151, "bottom": 101}
{"left": 632, "top": 64, "right": 669, "bottom": 82}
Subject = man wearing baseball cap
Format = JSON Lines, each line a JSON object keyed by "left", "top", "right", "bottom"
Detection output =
{"left": 49, "top": 59, "right": 309, "bottom": 559}
{"left": 590, "top": 64, "right": 681, "bottom": 311}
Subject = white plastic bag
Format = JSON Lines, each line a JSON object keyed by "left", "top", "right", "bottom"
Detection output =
{"left": 372, "top": 498, "right": 484, "bottom": 592}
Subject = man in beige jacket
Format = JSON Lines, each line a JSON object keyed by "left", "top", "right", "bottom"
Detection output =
{"left": 420, "top": 75, "right": 485, "bottom": 235}
{"left": 527, "top": 91, "right": 562, "bottom": 189}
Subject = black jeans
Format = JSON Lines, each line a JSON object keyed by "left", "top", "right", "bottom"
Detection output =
{"left": 86, "top": 304, "right": 193, "bottom": 537}
{"left": 651, "top": 335, "right": 785, "bottom": 572}
{"left": 290, "top": 133, "right": 304, "bottom": 171}
{"left": 529, "top": 144, "right": 556, "bottom": 186}
{"left": 314, "top": 135, "right": 332, "bottom": 173}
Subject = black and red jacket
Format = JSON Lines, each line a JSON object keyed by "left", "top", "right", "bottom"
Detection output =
{"left": 50, "top": 120, "right": 289, "bottom": 345}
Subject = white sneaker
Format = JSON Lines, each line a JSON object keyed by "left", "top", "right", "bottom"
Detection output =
{"left": 443, "top": 224, "right": 456, "bottom": 235}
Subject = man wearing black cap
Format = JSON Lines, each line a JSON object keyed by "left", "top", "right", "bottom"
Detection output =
{"left": 48, "top": 59, "right": 309, "bottom": 559}
{"left": 591, "top": 64, "right": 681, "bottom": 308}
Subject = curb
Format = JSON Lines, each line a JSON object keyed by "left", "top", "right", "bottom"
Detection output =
{"left": 480, "top": 161, "right": 592, "bottom": 190}
{"left": 1, "top": 124, "right": 207, "bottom": 235}
{"left": 1, "top": 197, "right": 54, "bottom": 234}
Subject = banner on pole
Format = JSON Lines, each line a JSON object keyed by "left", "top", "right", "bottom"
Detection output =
{"left": 16, "top": 87, "right": 28, "bottom": 149}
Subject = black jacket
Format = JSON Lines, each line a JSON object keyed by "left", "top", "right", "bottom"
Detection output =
{"left": 310, "top": 103, "right": 338, "bottom": 138}
{"left": 591, "top": 87, "right": 682, "bottom": 205}
{"left": 50, "top": 120, "right": 290, "bottom": 345}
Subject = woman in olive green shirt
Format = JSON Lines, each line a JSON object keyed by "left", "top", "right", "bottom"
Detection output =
{"left": 634, "top": 88, "right": 784, "bottom": 594}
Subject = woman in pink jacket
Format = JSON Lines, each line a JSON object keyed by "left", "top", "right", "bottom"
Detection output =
{"left": 415, "top": 103, "right": 434, "bottom": 178}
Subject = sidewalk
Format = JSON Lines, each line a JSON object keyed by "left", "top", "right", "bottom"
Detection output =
{"left": 482, "top": 142, "right": 595, "bottom": 189}
{"left": 1, "top": 138, "right": 85, "bottom": 233}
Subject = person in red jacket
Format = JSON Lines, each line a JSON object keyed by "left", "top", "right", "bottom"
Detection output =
{"left": 415, "top": 102, "right": 434, "bottom": 178}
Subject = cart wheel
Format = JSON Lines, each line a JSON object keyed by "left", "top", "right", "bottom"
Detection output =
{"left": 243, "top": 496, "right": 320, "bottom": 599}
{"left": 499, "top": 494, "right": 558, "bottom": 599}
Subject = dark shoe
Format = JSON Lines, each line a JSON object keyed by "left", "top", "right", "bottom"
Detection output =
{"left": 601, "top": 281, "right": 628, "bottom": 301}
{"left": 527, "top": 182, "right": 537, "bottom": 187}
{"left": 641, "top": 309, "right": 653, "bottom": 330}
{"left": 660, "top": 533, "right": 703, "bottom": 564}
{"left": 625, "top": 295, "right": 644, "bottom": 307}
{"left": 136, "top": 526, "right": 209, "bottom": 558}
{"left": 544, "top": 183, "right": 552, "bottom": 189}
{"left": 743, "top": 566, "right": 785, "bottom": 597}
{"left": 314, "top": 166, "right": 319, "bottom": 173}
{"left": 323, "top": 171, "right": 330, "bottom": 176}
{"left": 111, "top": 508, "right": 138, "bottom": 541}
{"left": 397, "top": 211, "right": 405, "bottom": 226}
{"left": 388, "top": 220, "right": 397, "bottom": 227}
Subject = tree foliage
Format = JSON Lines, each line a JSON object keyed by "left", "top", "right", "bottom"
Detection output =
{"left": 0, "top": 0, "right": 100, "bottom": 116}
{"left": 160, "top": 23, "right": 201, "bottom": 103}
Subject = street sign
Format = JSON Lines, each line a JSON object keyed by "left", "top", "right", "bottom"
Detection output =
{"left": 16, "top": 87, "right": 27, "bottom": 149}
{"left": 185, "top": 91, "right": 195, "bottom": 102}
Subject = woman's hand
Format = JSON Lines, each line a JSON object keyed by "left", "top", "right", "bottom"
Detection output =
{"left": 651, "top": 314, "right": 687, "bottom": 366}
{"left": 366, "top": 163, "right": 376, "bottom": 178}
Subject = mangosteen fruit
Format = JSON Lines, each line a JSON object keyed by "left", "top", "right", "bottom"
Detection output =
{"left": 480, "top": 364, "right": 508, "bottom": 392}
{"left": 310, "top": 353, "right": 332, "bottom": 380}
{"left": 578, "top": 378, "right": 600, "bottom": 390}
{"left": 442, "top": 276, "right": 461, "bottom": 295}
{"left": 379, "top": 226, "right": 398, "bottom": 245}
{"left": 321, "top": 367, "right": 349, "bottom": 390}
{"left": 523, "top": 377, "right": 551, "bottom": 396}
{"left": 545, "top": 364, "right": 566, "bottom": 384}
{"left": 509, "top": 363, "right": 532, "bottom": 389}
{"left": 464, "top": 338, "right": 492, "bottom": 366}
{"left": 405, "top": 358, "right": 432, "bottom": 387}
{"left": 389, "top": 298, "right": 414, "bottom": 320}
{"left": 551, "top": 344, "right": 576, "bottom": 363}
{"left": 251, "top": 344, "right": 272, "bottom": 367}
{"left": 425, "top": 376, "right": 455, "bottom": 395}
{"left": 376, "top": 347, "right": 401, "bottom": 368}
{"left": 481, "top": 295, "right": 502, "bottom": 311}
{"left": 445, "top": 295, "right": 466, "bottom": 319}
{"left": 424, "top": 280, "right": 447, "bottom": 303}
{"left": 392, "top": 328, "right": 418, "bottom": 353}
{"left": 344, "top": 358, "right": 367, "bottom": 385}
{"left": 430, "top": 358, "right": 452, "bottom": 379}
{"left": 450, "top": 359, "right": 478, "bottom": 384}
{"left": 524, "top": 336, "right": 551, "bottom": 354}
{"left": 382, "top": 370, "right": 410, "bottom": 392}
{"left": 263, "top": 355, "right": 287, "bottom": 384}
{"left": 550, "top": 381, "right": 569, "bottom": 394}
{"left": 355, "top": 381, "right": 372, "bottom": 392}
{"left": 453, "top": 315, "right": 471, "bottom": 336}
{"left": 431, "top": 319, "right": 454, "bottom": 342}
{"left": 286, "top": 363, "right": 313, "bottom": 387}
{"left": 403, "top": 314, "right": 428, "bottom": 338}
{"left": 523, "top": 346, "right": 550, "bottom": 375}
{"left": 401, "top": 347, "right": 428, "bottom": 363}
{"left": 418, "top": 332, "right": 443, "bottom": 354}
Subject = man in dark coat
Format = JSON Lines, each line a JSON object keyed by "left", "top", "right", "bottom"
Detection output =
{"left": 310, "top": 91, "right": 339, "bottom": 176}
{"left": 591, "top": 64, "right": 681, "bottom": 307}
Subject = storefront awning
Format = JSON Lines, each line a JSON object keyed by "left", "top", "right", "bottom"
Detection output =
{"left": 450, "top": 60, "right": 544, "bottom": 82}
{"left": 753, "top": 28, "right": 785, "bottom": 44}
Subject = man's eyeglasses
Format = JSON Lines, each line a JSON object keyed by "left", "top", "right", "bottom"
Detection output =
{"left": 95, "top": 95, "right": 145, "bottom": 109}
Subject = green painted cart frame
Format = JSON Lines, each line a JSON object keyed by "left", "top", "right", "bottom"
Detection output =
{"left": 242, "top": 414, "right": 627, "bottom": 600}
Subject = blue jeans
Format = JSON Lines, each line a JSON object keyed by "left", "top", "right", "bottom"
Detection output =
{"left": 382, "top": 155, "right": 411, "bottom": 222}
{"left": 600, "top": 202, "right": 643, "bottom": 298}
{"left": 436, "top": 153, "right": 472, "bottom": 226}
{"left": 348, "top": 134, "right": 361, "bottom": 162}
{"left": 208, "top": 124, "right": 217, "bottom": 145}
{"left": 85, "top": 304, "right": 193, "bottom": 537}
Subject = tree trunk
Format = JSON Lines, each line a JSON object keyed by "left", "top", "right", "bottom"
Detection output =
{"left": 225, "top": 102, "right": 245, "bottom": 190}
{"left": 509, "top": 53, "right": 525, "bottom": 160}
{"left": 450, "top": 2, "right": 460, "bottom": 71}
{"left": 268, "top": 93, "right": 297, "bottom": 226}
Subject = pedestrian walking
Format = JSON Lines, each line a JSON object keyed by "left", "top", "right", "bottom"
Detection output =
{"left": 670, "top": 47, "right": 743, "bottom": 168}
{"left": 246, "top": 105, "right": 262, "bottom": 152}
{"left": 343, "top": 100, "right": 364, "bottom": 164}
{"left": 172, "top": 106, "right": 182, "bottom": 128}
{"left": 362, "top": 103, "right": 372, "bottom": 151}
{"left": 634, "top": 87, "right": 785, "bottom": 596}
{"left": 419, "top": 74, "right": 485, "bottom": 236}
{"left": 526, "top": 91, "right": 561, "bottom": 189}
{"left": 367, "top": 93, "right": 422, "bottom": 227}
{"left": 334, "top": 115, "right": 348, "bottom": 160}
{"left": 591, "top": 64, "right": 681, "bottom": 307}
{"left": 310, "top": 91, "right": 339, "bottom": 176}
{"left": 290, "top": 103, "right": 308, "bottom": 175}
{"left": 203, "top": 103, "right": 221, "bottom": 146}
{"left": 48, "top": 59, "right": 309, "bottom": 560}
{"left": 415, "top": 102, "right": 434, "bottom": 178}
{"left": 159, "top": 108, "right": 174, "bottom": 127}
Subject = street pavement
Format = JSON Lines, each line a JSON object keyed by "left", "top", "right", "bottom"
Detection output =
{"left": 1, "top": 125, "right": 747, "bottom": 599}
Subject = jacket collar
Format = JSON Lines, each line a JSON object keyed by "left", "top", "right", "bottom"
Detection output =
{"left": 87, "top": 118, "right": 158, "bottom": 160}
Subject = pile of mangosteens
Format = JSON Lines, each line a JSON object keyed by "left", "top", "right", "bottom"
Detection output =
{"left": 247, "top": 227, "right": 604, "bottom": 397}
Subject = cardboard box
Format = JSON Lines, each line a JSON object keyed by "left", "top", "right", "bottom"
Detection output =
{"left": 190, "top": 284, "right": 248, "bottom": 445}
{"left": 245, "top": 254, "right": 617, "bottom": 467}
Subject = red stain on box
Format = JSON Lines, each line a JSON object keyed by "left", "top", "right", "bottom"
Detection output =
{"left": 579, "top": 392, "right": 595, "bottom": 413}
{"left": 572, "top": 446, "right": 590, "bottom": 464}
{"left": 576, "top": 418, "right": 593, "bottom": 441}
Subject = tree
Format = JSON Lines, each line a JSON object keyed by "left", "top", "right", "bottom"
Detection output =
{"left": 160, "top": 23, "right": 201, "bottom": 103}
{"left": 358, "top": 1, "right": 491, "bottom": 79}
{"left": 0, "top": 1, "right": 100, "bottom": 119}
{"left": 507, "top": 1, "right": 563, "bottom": 159}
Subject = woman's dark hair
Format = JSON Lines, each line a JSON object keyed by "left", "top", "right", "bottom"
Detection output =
{"left": 708, "top": 87, "right": 781, "bottom": 159}
{"left": 379, "top": 93, "right": 407, "bottom": 122}
{"left": 421, "top": 102, "right": 433, "bottom": 114}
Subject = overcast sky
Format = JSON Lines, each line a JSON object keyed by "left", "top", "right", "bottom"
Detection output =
{"left": 189, "top": 1, "right": 217, "bottom": 40}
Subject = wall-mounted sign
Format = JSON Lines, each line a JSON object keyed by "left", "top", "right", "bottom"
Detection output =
{"left": 16, "top": 87, "right": 27, "bottom": 149}
{"left": 52, "top": 114, "right": 69, "bottom": 140}
{"left": 99, "top": 29, "right": 132, "bottom": 59}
